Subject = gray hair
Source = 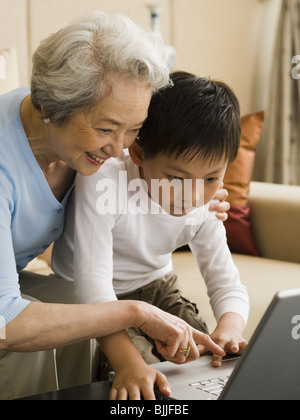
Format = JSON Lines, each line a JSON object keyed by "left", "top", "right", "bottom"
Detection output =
{"left": 31, "top": 11, "right": 172, "bottom": 125}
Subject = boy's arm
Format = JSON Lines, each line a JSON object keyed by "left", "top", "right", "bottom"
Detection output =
{"left": 189, "top": 210, "right": 249, "bottom": 327}
{"left": 99, "top": 331, "right": 171, "bottom": 400}
{"left": 189, "top": 209, "right": 249, "bottom": 362}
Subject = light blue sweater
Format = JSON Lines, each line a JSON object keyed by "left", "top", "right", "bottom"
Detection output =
{"left": 0, "top": 88, "right": 73, "bottom": 325}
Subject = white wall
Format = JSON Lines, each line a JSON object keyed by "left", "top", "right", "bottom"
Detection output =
{"left": 171, "top": 0, "right": 281, "bottom": 115}
{"left": 0, "top": 0, "right": 281, "bottom": 116}
{"left": 0, "top": 0, "right": 29, "bottom": 85}
{"left": 28, "top": 0, "right": 172, "bottom": 60}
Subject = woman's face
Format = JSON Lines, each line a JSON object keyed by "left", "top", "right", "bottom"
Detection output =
{"left": 48, "top": 77, "right": 152, "bottom": 176}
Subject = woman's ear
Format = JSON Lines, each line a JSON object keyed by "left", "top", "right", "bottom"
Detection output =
{"left": 129, "top": 142, "right": 144, "bottom": 166}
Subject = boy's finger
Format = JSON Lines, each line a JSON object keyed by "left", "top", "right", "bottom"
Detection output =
{"left": 110, "top": 387, "right": 118, "bottom": 401}
{"left": 229, "top": 340, "right": 240, "bottom": 353}
{"left": 212, "top": 187, "right": 228, "bottom": 202}
{"left": 156, "top": 372, "right": 172, "bottom": 397}
{"left": 129, "top": 385, "right": 142, "bottom": 401}
{"left": 215, "top": 212, "right": 229, "bottom": 222}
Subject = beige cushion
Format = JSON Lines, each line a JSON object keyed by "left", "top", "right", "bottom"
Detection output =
{"left": 173, "top": 252, "right": 300, "bottom": 341}
{"left": 249, "top": 182, "right": 300, "bottom": 264}
{"left": 0, "top": 47, "right": 19, "bottom": 95}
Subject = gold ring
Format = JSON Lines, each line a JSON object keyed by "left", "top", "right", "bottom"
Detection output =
{"left": 178, "top": 346, "right": 191, "bottom": 357}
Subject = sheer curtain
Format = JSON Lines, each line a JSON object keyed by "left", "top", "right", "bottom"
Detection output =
{"left": 263, "top": 0, "right": 300, "bottom": 185}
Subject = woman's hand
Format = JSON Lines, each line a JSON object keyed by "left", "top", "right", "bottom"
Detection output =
{"left": 137, "top": 303, "right": 225, "bottom": 364}
{"left": 209, "top": 185, "right": 230, "bottom": 222}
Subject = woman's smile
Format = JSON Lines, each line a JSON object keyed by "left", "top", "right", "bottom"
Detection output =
{"left": 85, "top": 151, "right": 108, "bottom": 166}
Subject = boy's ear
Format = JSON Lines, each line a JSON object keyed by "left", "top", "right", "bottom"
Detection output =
{"left": 129, "top": 142, "right": 144, "bottom": 166}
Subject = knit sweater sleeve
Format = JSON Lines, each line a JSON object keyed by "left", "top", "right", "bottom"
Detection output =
{"left": 0, "top": 168, "right": 31, "bottom": 325}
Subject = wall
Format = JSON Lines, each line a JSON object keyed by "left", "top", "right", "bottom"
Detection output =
{"left": 0, "top": 0, "right": 281, "bottom": 116}
{"left": 172, "top": 0, "right": 281, "bottom": 116}
{"left": 0, "top": 0, "right": 29, "bottom": 85}
{"left": 27, "top": 0, "right": 172, "bottom": 81}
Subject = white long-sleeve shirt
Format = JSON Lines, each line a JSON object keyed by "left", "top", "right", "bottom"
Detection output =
{"left": 52, "top": 154, "right": 249, "bottom": 325}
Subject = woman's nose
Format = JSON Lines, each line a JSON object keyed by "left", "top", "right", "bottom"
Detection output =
{"left": 102, "top": 135, "right": 125, "bottom": 158}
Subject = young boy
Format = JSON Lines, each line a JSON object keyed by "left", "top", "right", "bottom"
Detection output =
{"left": 52, "top": 72, "right": 249, "bottom": 398}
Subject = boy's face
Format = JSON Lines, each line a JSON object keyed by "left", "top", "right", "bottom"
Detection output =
{"left": 130, "top": 144, "right": 228, "bottom": 217}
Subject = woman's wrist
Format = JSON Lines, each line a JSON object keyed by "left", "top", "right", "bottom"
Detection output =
{"left": 124, "top": 300, "right": 151, "bottom": 330}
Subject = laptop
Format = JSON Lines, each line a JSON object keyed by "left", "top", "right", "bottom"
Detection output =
{"left": 152, "top": 289, "right": 300, "bottom": 400}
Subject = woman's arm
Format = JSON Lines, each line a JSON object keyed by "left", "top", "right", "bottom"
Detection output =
{"left": 1, "top": 299, "right": 224, "bottom": 363}
{"left": 0, "top": 300, "right": 139, "bottom": 352}
{"left": 0, "top": 301, "right": 225, "bottom": 363}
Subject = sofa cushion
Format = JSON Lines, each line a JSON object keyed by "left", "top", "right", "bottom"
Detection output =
{"left": 249, "top": 182, "right": 300, "bottom": 264}
{"left": 224, "top": 205, "right": 259, "bottom": 257}
{"left": 173, "top": 251, "right": 300, "bottom": 341}
{"left": 232, "top": 254, "right": 300, "bottom": 339}
{"left": 223, "top": 111, "right": 265, "bottom": 256}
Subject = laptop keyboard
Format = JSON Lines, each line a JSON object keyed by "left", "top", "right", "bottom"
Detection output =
{"left": 189, "top": 376, "right": 230, "bottom": 399}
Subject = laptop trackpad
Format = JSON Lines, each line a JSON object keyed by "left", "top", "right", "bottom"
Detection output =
{"left": 153, "top": 356, "right": 239, "bottom": 401}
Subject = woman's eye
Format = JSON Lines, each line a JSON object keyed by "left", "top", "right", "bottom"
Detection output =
{"left": 96, "top": 129, "right": 112, "bottom": 134}
{"left": 169, "top": 175, "right": 184, "bottom": 181}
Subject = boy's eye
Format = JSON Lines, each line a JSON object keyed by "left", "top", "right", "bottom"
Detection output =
{"left": 206, "top": 177, "right": 218, "bottom": 183}
{"left": 169, "top": 175, "right": 184, "bottom": 181}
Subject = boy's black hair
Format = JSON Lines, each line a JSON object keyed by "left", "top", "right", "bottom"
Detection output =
{"left": 138, "top": 71, "right": 241, "bottom": 164}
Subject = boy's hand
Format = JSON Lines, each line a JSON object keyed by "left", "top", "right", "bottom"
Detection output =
{"left": 110, "top": 363, "right": 171, "bottom": 401}
{"left": 99, "top": 330, "right": 171, "bottom": 401}
{"left": 210, "top": 184, "right": 230, "bottom": 222}
{"left": 198, "top": 313, "right": 248, "bottom": 367}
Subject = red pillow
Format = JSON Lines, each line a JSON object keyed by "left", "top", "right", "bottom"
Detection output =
{"left": 224, "top": 206, "right": 259, "bottom": 256}
{"left": 223, "top": 111, "right": 265, "bottom": 256}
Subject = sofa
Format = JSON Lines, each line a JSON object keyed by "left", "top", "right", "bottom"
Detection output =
{"left": 174, "top": 181, "right": 300, "bottom": 341}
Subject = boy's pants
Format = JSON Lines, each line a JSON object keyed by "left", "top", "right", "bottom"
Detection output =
{"left": 0, "top": 271, "right": 98, "bottom": 400}
{"left": 99, "top": 272, "right": 209, "bottom": 376}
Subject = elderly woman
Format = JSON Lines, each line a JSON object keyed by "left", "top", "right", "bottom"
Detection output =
{"left": 0, "top": 11, "right": 227, "bottom": 400}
